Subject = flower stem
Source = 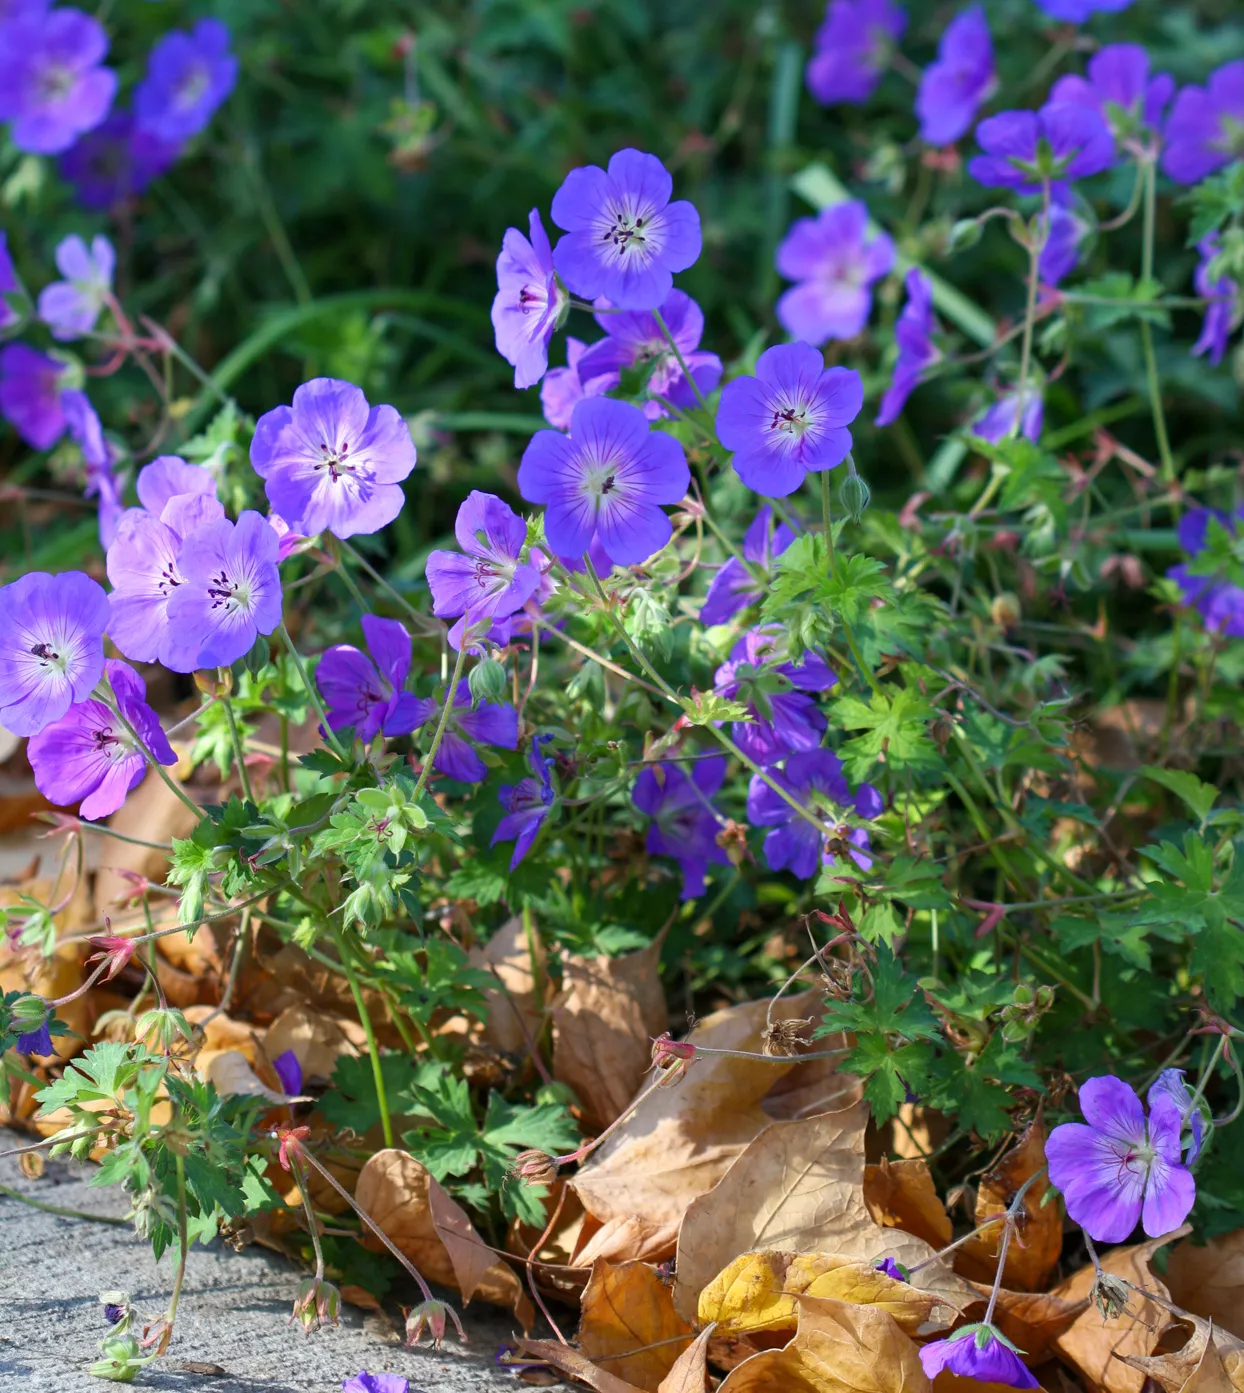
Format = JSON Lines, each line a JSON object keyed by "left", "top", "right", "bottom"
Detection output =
{"left": 1011, "top": 187, "right": 1048, "bottom": 441}
{"left": 1139, "top": 160, "right": 1176, "bottom": 489}
{"left": 108, "top": 703, "right": 201, "bottom": 821}
{"left": 336, "top": 537, "right": 440, "bottom": 633}
{"left": 412, "top": 638, "right": 468, "bottom": 802}
{"left": 166, "top": 1153, "right": 189, "bottom": 1335}
{"left": 220, "top": 688, "right": 254, "bottom": 803}
{"left": 291, "top": 1155, "right": 327, "bottom": 1280}
{"left": 278, "top": 622, "right": 347, "bottom": 760}
{"left": 332, "top": 926, "right": 394, "bottom": 1149}
{"left": 653, "top": 308, "right": 712, "bottom": 416}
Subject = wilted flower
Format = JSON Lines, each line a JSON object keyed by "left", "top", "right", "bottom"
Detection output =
{"left": 518, "top": 396, "right": 689, "bottom": 567}
{"left": 491, "top": 209, "right": 567, "bottom": 389}
{"left": 716, "top": 343, "right": 863, "bottom": 497}
{"left": 762, "top": 1017, "right": 812, "bottom": 1057}
{"left": 250, "top": 378, "right": 418, "bottom": 540}
{"left": 915, "top": 5, "right": 996, "bottom": 148}
{"left": 37, "top": 234, "right": 114, "bottom": 341}
{"left": 86, "top": 933, "right": 139, "bottom": 983}
{"left": 0, "top": 7, "right": 117, "bottom": 155}
{"left": 919, "top": 1325, "right": 1038, "bottom": 1390}
{"left": 651, "top": 1032, "right": 697, "bottom": 1081}
{"left": 343, "top": 1374, "right": 410, "bottom": 1393}
{"left": 876, "top": 270, "right": 939, "bottom": 427}
{"left": 290, "top": 1276, "right": 341, "bottom": 1334}
{"left": 1046, "top": 1074, "right": 1195, "bottom": 1243}
{"left": 133, "top": 19, "right": 237, "bottom": 144}
{"left": 0, "top": 342, "right": 70, "bottom": 450}
{"left": 316, "top": 615, "right": 424, "bottom": 744}
{"left": 550, "top": 148, "right": 702, "bottom": 312}
{"left": 968, "top": 102, "right": 1114, "bottom": 194}
{"left": 491, "top": 734, "right": 556, "bottom": 870}
{"left": 1090, "top": 1270, "right": 1131, "bottom": 1320}
{"left": 511, "top": 1149, "right": 559, "bottom": 1187}
{"left": 805, "top": 0, "right": 906, "bottom": 108}
{"left": 632, "top": 756, "right": 730, "bottom": 899}
{"left": 775, "top": 202, "right": 894, "bottom": 345}
{"left": 1162, "top": 59, "right": 1244, "bottom": 184}
{"left": 405, "top": 1298, "right": 465, "bottom": 1350}
{"left": 275, "top": 1124, "right": 311, "bottom": 1171}
{"left": 874, "top": 1256, "right": 908, "bottom": 1282}
{"left": 0, "top": 569, "right": 108, "bottom": 737}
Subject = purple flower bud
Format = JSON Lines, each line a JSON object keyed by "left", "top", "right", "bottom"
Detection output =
{"left": 920, "top": 1325, "right": 1038, "bottom": 1389}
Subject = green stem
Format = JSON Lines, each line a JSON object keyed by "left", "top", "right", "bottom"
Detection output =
{"left": 167, "top": 1153, "right": 189, "bottom": 1331}
{"left": 279, "top": 623, "right": 346, "bottom": 760}
{"left": 820, "top": 469, "right": 837, "bottom": 573}
{"left": 1140, "top": 160, "right": 1176, "bottom": 488}
{"left": 412, "top": 639, "right": 469, "bottom": 802}
{"left": 336, "top": 538, "right": 437, "bottom": 632}
{"left": 0, "top": 1181, "right": 129, "bottom": 1226}
{"left": 332, "top": 927, "right": 394, "bottom": 1149}
{"left": 221, "top": 690, "right": 254, "bottom": 803}
{"left": 1011, "top": 188, "right": 1047, "bottom": 440}
{"left": 110, "top": 704, "right": 201, "bottom": 821}
{"left": 653, "top": 308, "right": 712, "bottom": 415}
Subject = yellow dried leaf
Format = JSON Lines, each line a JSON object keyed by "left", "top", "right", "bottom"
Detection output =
{"left": 864, "top": 1157, "right": 952, "bottom": 1249}
{"left": 717, "top": 1294, "right": 933, "bottom": 1393}
{"left": 578, "top": 1260, "right": 694, "bottom": 1392}
{"left": 698, "top": 1250, "right": 936, "bottom": 1336}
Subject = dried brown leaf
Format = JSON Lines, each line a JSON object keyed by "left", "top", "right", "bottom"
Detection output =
{"left": 717, "top": 1293, "right": 934, "bottom": 1393}
{"left": 956, "top": 1118, "right": 1061, "bottom": 1292}
{"left": 658, "top": 1326, "right": 712, "bottom": 1393}
{"left": 471, "top": 914, "right": 547, "bottom": 1055}
{"left": 1052, "top": 1227, "right": 1189, "bottom": 1393}
{"left": 263, "top": 1005, "right": 361, "bottom": 1083}
{"left": 965, "top": 1283, "right": 1089, "bottom": 1364}
{"left": 578, "top": 1260, "right": 694, "bottom": 1392}
{"left": 1117, "top": 1316, "right": 1241, "bottom": 1393}
{"left": 513, "top": 1338, "right": 644, "bottom": 1393}
{"left": 1167, "top": 1231, "right": 1244, "bottom": 1338}
{"left": 673, "top": 1104, "right": 974, "bottom": 1326}
{"left": 864, "top": 1158, "right": 953, "bottom": 1249}
{"left": 200, "top": 1050, "right": 303, "bottom": 1103}
{"left": 553, "top": 936, "right": 667, "bottom": 1132}
{"left": 355, "top": 1147, "right": 533, "bottom": 1326}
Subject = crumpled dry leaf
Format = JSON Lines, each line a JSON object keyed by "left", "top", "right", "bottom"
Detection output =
{"left": 471, "top": 913, "right": 547, "bottom": 1055}
{"left": 1052, "top": 1227, "right": 1188, "bottom": 1393}
{"left": 965, "top": 1283, "right": 1089, "bottom": 1364}
{"left": 354, "top": 1147, "right": 533, "bottom": 1326}
{"left": 200, "top": 1050, "right": 304, "bottom": 1103}
{"left": 1118, "top": 1316, "right": 1243, "bottom": 1393}
{"left": 513, "top": 1338, "right": 643, "bottom": 1393}
{"left": 717, "top": 1293, "right": 933, "bottom": 1393}
{"left": 578, "top": 1259, "right": 694, "bottom": 1392}
{"left": 553, "top": 936, "right": 668, "bottom": 1133}
{"left": 1167, "top": 1231, "right": 1244, "bottom": 1338}
{"left": 570, "top": 991, "right": 842, "bottom": 1266}
{"left": 698, "top": 1250, "right": 936, "bottom": 1336}
{"left": 672, "top": 1103, "right": 974, "bottom": 1326}
{"left": 262, "top": 1004, "right": 361, "bottom": 1083}
{"left": 864, "top": 1157, "right": 952, "bottom": 1249}
{"left": 955, "top": 1117, "right": 1061, "bottom": 1292}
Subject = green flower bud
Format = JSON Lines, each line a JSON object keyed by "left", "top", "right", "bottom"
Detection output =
{"left": 10, "top": 993, "right": 50, "bottom": 1026}
{"left": 840, "top": 468, "right": 871, "bottom": 524}
{"left": 468, "top": 659, "right": 509, "bottom": 705}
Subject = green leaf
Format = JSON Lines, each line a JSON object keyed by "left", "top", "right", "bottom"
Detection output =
{"left": 833, "top": 686, "right": 938, "bottom": 779}
{"left": 318, "top": 1052, "right": 441, "bottom": 1136}
{"left": 1140, "top": 765, "right": 1219, "bottom": 825}
{"left": 1077, "top": 272, "right": 1171, "bottom": 330}
{"left": 677, "top": 691, "right": 752, "bottom": 725}
{"left": 858, "top": 902, "right": 903, "bottom": 949}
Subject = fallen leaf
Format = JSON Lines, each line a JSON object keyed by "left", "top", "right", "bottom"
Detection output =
{"left": 698, "top": 1250, "right": 936, "bottom": 1336}
{"left": 1118, "top": 1317, "right": 1240, "bottom": 1393}
{"left": 574, "top": 1213, "right": 674, "bottom": 1268}
{"left": 553, "top": 936, "right": 668, "bottom": 1133}
{"left": 508, "top": 1181, "right": 590, "bottom": 1296}
{"left": 512, "top": 1338, "right": 642, "bottom": 1393}
{"left": 955, "top": 1117, "right": 1061, "bottom": 1292}
{"left": 354, "top": 1147, "right": 533, "bottom": 1326}
{"left": 658, "top": 1325, "right": 712, "bottom": 1393}
{"left": 471, "top": 913, "right": 548, "bottom": 1055}
{"left": 571, "top": 991, "right": 842, "bottom": 1266}
{"left": 672, "top": 1103, "right": 974, "bottom": 1325}
{"left": 864, "top": 1158, "right": 953, "bottom": 1249}
{"left": 965, "top": 1283, "right": 1088, "bottom": 1364}
{"left": 888, "top": 1104, "right": 948, "bottom": 1160}
{"left": 761, "top": 1025, "right": 862, "bottom": 1121}
{"left": 1167, "top": 1231, "right": 1244, "bottom": 1338}
{"left": 578, "top": 1260, "right": 694, "bottom": 1392}
{"left": 1052, "top": 1227, "right": 1188, "bottom": 1393}
{"left": 0, "top": 873, "right": 95, "bottom": 1061}
{"left": 717, "top": 1293, "right": 933, "bottom": 1393}
{"left": 262, "top": 1004, "right": 361, "bottom": 1082}
{"left": 200, "top": 1050, "right": 304, "bottom": 1103}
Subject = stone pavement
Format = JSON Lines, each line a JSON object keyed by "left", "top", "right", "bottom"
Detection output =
{"left": 0, "top": 1131, "right": 534, "bottom": 1393}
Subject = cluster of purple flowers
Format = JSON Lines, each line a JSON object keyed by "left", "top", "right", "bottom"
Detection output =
{"left": 0, "top": 5, "right": 235, "bottom": 208}
{"left": 1168, "top": 505, "right": 1244, "bottom": 638}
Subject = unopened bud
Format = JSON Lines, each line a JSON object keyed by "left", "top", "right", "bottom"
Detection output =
{"left": 511, "top": 1149, "right": 559, "bottom": 1187}
{"left": 193, "top": 667, "right": 233, "bottom": 698}
{"left": 275, "top": 1124, "right": 311, "bottom": 1172}
{"left": 1091, "top": 1272, "right": 1131, "bottom": 1321}
{"left": 468, "top": 659, "right": 509, "bottom": 705}
{"left": 405, "top": 1298, "right": 466, "bottom": 1350}
{"left": 10, "top": 993, "right": 49, "bottom": 1027}
{"left": 948, "top": 217, "right": 983, "bottom": 254}
{"left": 840, "top": 468, "right": 871, "bottom": 524}
{"left": 134, "top": 1006, "right": 195, "bottom": 1052}
{"left": 990, "top": 592, "right": 1021, "bottom": 629}
{"left": 90, "top": 1333, "right": 147, "bottom": 1382}
{"left": 290, "top": 1276, "right": 341, "bottom": 1333}
{"left": 762, "top": 1018, "right": 812, "bottom": 1057}
{"left": 651, "top": 1032, "right": 696, "bottom": 1086}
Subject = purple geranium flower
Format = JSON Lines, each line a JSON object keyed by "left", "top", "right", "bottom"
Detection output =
{"left": 272, "top": 1050, "right": 303, "bottom": 1097}
{"left": 0, "top": 570, "right": 108, "bottom": 737}
{"left": 17, "top": 1020, "right": 54, "bottom": 1057}
{"left": 61, "top": 389, "right": 121, "bottom": 547}
{"left": 0, "top": 231, "right": 21, "bottom": 330}
{"left": 37, "top": 234, "right": 114, "bottom": 341}
{"left": 747, "top": 749, "right": 880, "bottom": 879}
{"left": 550, "top": 148, "right": 702, "bottom": 312}
{"left": 250, "top": 378, "right": 418, "bottom": 540}
{"left": 915, "top": 6, "right": 996, "bottom": 148}
{"left": 58, "top": 112, "right": 181, "bottom": 211}
{"left": 162, "top": 511, "right": 283, "bottom": 672}
{"left": 714, "top": 630, "right": 838, "bottom": 767}
{"left": 633, "top": 757, "right": 729, "bottom": 899}
{"left": 492, "top": 209, "right": 567, "bottom": 390}
{"left": 342, "top": 1374, "right": 408, "bottom": 1393}
{"left": 700, "top": 506, "right": 797, "bottom": 627}
{"left": 28, "top": 658, "right": 176, "bottom": 820}
{"left": 1049, "top": 44, "right": 1173, "bottom": 149}
{"left": 874, "top": 1257, "right": 907, "bottom": 1282}
{"left": 1046, "top": 1074, "right": 1196, "bottom": 1243}
{"left": 1163, "top": 61, "right": 1244, "bottom": 186}
{"left": 574, "top": 290, "right": 723, "bottom": 420}
{"left": 920, "top": 1326, "right": 1038, "bottom": 1390}
{"left": 1033, "top": 0, "right": 1133, "bottom": 17}
{"left": 974, "top": 386, "right": 1043, "bottom": 443}
{"left": 716, "top": 342, "right": 863, "bottom": 498}
{"left": 425, "top": 491, "right": 542, "bottom": 651}
{"left": 1192, "top": 234, "right": 1235, "bottom": 367}
{"left": 0, "top": 7, "right": 116, "bottom": 154}
{"left": 968, "top": 102, "right": 1115, "bottom": 194}
{"left": 1149, "top": 1068, "right": 1205, "bottom": 1164}
{"left": 1038, "top": 187, "right": 1091, "bottom": 287}
{"left": 776, "top": 202, "right": 894, "bottom": 345}
{"left": 876, "top": 270, "right": 938, "bottom": 427}
{"left": 1168, "top": 506, "right": 1244, "bottom": 638}
{"left": 133, "top": 19, "right": 236, "bottom": 144}
{"left": 315, "top": 615, "right": 424, "bottom": 744}
{"left": 415, "top": 681, "right": 520, "bottom": 784}
{"left": 135, "top": 454, "right": 218, "bottom": 518}
{"left": 491, "top": 734, "right": 556, "bottom": 870}
{"left": 805, "top": 0, "right": 906, "bottom": 108}
{"left": 0, "top": 343, "right": 69, "bottom": 449}
{"left": 518, "top": 396, "right": 689, "bottom": 567}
